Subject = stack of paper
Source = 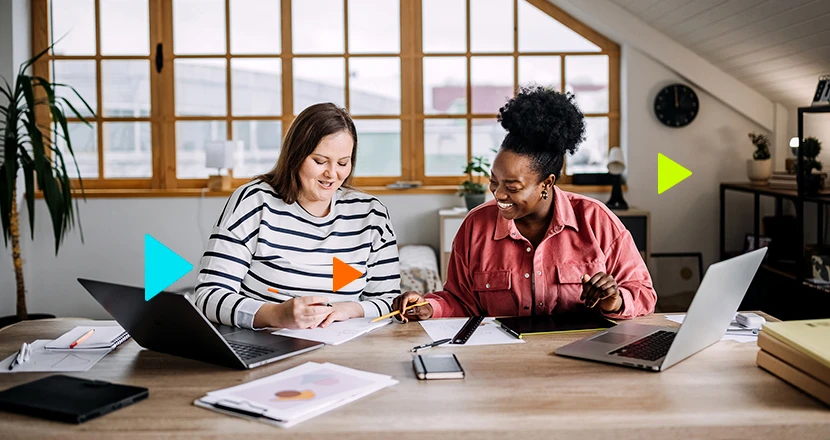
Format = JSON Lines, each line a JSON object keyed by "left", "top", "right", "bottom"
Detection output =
{"left": 419, "top": 317, "right": 525, "bottom": 346}
{"left": 194, "top": 362, "right": 397, "bottom": 428}
{"left": 45, "top": 324, "right": 130, "bottom": 351}
{"left": 272, "top": 318, "right": 391, "bottom": 345}
{"left": 0, "top": 340, "right": 110, "bottom": 373}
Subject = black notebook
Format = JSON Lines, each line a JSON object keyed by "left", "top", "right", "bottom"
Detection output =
{"left": 496, "top": 313, "right": 615, "bottom": 339}
{"left": 0, "top": 375, "right": 148, "bottom": 423}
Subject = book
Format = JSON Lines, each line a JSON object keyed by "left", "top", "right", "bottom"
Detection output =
{"left": 756, "top": 349, "right": 830, "bottom": 406}
{"left": 762, "top": 319, "right": 830, "bottom": 369}
{"left": 45, "top": 324, "right": 130, "bottom": 351}
{"left": 193, "top": 362, "right": 397, "bottom": 428}
{"left": 757, "top": 331, "right": 830, "bottom": 385}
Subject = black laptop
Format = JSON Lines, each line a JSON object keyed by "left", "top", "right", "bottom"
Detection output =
{"left": 78, "top": 279, "right": 324, "bottom": 369}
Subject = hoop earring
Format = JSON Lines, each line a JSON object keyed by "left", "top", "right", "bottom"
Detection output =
{"left": 541, "top": 189, "right": 549, "bottom": 200}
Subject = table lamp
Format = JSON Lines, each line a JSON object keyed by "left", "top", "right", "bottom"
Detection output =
{"left": 605, "top": 146, "right": 628, "bottom": 210}
{"left": 786, "top": 137, "right": 799, "bottom": 174}
{"left": 205, "top": 140, "right": 239, "bottom": 191}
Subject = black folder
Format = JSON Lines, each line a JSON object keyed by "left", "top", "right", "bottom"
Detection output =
{"left": 0, "top": 375, "right": 148, "bottom": 423}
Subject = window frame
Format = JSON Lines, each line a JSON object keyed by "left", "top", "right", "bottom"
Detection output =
{"left": 31, "top": 0, "right": 619, "bottom": 194}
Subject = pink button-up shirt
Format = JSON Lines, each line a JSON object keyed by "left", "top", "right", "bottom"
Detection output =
{"left": 426, "top": 187, "right": 656, "bottom": 319}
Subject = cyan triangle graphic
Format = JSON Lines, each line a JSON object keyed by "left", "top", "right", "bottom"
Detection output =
{"left": 144, "top": 234, "right": 193, "bottom": 301}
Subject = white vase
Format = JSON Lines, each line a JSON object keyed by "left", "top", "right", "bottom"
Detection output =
{"left": 746, "top": 159, "right": 772, "bottom": 185}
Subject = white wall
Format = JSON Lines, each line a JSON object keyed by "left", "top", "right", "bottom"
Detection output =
{"left": 622, "top": 46, "right": 771, "bottom": 269}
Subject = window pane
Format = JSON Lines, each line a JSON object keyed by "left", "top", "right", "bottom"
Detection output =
{"left": 423, "top": 0, "right": 466, "bottom": 53}
{"left": 293, "top": 58, "right": 345, "bottom": 114}
{"left": 100, "top": 0, "right": 149, "bottom": 55}
{"left": 176, "top": 121, "right": 228, "bottom": 178}
{"left": 471, "top": 0, "right": 513, "bottom": 53}
{"left": 102, "top": 60, "right": 150, "bottom": 117}
{"left": 231, "top": 59, "right": 281, "bottom": 116}
{"left": 231, "top": 0, "right": 281, "bottom": 54}
{"left": 293, "top": 0, "right": 344, "bottom": 54}
{"left": 173, "top": 0, "right": 226, "bottom": 55}
{"left": 103, "top": 122, "right": 151, "bottom": 178}
{"left": 349, "top": 0, "right": 399, "bottom": 54}
{"left": 565, "top": 55, "right": 609, "bottom": 113}
{"left": 471, "top": 57, "right": 513, "bottom": 114}
{"left": 354, "top": 120, "right": 401, "bottom": 177}
{"left": 232, "top": 121, "right": 282, "bottom": 177}
{"left": 51, "top": 0, "right": 95, "bottom": 55}
{"left": 425, "top": 119, "right": 467, "bottom": 176}
{"left": 518, "top": 56, "right": 561, "bottom": 91}
{"left": 57, "top": 122, "right": 98, "bottom": 179}
{"left": 518, "top": 0, "right": 600, "bottom": 53}
{"left": 175, "top": 59, "right": 227, "bottom": 116}
{"left": 52, "top": 61, "right": 97, "bottom": 118}
{"left": 472, "top": 119, "right": 503, "bottom": 168}
{"left": 349, "top": 58, "right": 400, "bottom": 115}
{"left": 423, "top": 57, "right": 467, "bottom": 115}
{"left": 566, "top": 117, "right": 607, "bottom": 175}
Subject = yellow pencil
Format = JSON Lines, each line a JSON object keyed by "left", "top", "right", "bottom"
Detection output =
{"left": 371, "top": 301, "right": 429, "bottom": 323}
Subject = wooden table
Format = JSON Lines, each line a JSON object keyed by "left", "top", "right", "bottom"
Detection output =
{"left": 0, "top": 314, "right": 828, "bottom": 439}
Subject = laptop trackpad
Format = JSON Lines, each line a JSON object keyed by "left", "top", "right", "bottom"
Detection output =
{"left": 591, "top": 332, "right": 642, "bottom": 345}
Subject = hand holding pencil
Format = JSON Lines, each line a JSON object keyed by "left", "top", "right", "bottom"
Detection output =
{"left": 390, "top": 292, "right": 434, "bottom": 323}
{"left": 371, "top": 300, "right": 429, "bottom": 323}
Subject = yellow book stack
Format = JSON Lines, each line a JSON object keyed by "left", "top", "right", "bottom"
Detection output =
{"left": 756, "top": 319, "right": 830, "bottom": 406}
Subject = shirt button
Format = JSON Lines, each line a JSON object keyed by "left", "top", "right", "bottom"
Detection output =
{"left": 524, "top": 273, "right": 530, "bottom": 279}
{"left": 539, "top": 302, "right": 544, "bottom": 307}
{"left": 485, "top": 283, "right": 490, "bottom": 288}
{"left": 526, "top": 247, "right": 532, "bottom": 252}
{"left": 524, "top": 306, "right": 530, "bottom": 310}
{"left": 537, "top": 271, "right": 542, "bottom": 276}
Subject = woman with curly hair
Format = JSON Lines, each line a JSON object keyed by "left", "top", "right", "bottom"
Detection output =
{"left": 393, "top": 86, "right": 656, "bottom": 320}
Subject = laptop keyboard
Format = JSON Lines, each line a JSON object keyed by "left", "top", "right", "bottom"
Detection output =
{"left": 608, "top": 330, "right": 676, "bottom": 361}
{"left": 227, "top": 341, "right": 275, "bottom": 360}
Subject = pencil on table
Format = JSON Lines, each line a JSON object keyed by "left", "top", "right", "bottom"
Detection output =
{"left": 371, "top": 301, "right": 429, "bottom": 323}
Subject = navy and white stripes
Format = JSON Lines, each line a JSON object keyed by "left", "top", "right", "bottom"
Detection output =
{"left": 195, "top": 181, "right": 401, "bottom": 329}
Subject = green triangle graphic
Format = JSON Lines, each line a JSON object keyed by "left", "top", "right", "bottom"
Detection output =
{"left": 658, "top": 153, "right": 692, "bottom": 194}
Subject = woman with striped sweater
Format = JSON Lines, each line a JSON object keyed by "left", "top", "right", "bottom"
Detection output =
{"left": 195, "top": 103, "right": 401, "bottom": 330}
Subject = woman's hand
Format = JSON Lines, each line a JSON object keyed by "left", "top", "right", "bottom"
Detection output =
{"left": 253, "top": 296, "right": 334, "bottom": 329}
{"left": 318, "top": 302, "right": 364, "bottom": 328}
{"left": 581, "top": 273, "right": 623, "bottom": 313}
{"left": 391, "top": 292, "right": 433, "bottom": 323}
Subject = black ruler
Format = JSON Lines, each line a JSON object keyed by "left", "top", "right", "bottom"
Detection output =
{"left": 452, "top": 316, "right": 484, "bottom": 345}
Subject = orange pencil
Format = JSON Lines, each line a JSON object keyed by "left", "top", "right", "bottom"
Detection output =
{"left": 69, "top": 329, "right": 95, "bottom": 349}
{"left": 371, "top": 301, "right": 429, "bottom": 323}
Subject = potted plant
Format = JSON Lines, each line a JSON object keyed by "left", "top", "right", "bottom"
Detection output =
{"left": 1, "top": 47, "right": 90, "bottom": 328}
{"left": 747, "top": 132, "right": 772, "bottom": 185}
{"left": 458, "top": 156, "right": 490, "bottom": 210}
{"left": 799, "top": 137, "right": 823, "bottom": 193}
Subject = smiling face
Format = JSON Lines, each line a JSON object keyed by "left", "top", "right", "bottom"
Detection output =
{"left": 488, "top": 149, "right": 554, "bottom": 222}
{"left": 297, "top": 130, "right": 354, "bottom": 205}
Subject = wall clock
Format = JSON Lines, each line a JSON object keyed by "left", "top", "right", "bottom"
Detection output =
{"left": 654, "top": 83, "right": 699, "bottom": 127}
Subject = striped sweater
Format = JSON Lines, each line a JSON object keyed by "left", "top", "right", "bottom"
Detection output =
{"left": 195, "top": 180, "right": 401, "bottom": 329}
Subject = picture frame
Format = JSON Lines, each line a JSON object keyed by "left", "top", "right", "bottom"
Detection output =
{"left": 743, "top": 234, "right": 772, "bottom": 252}
{"left": 811, "top": 74, "right": 830, "bottom": 106}
{"left": 649, "top": 252, "right": 703, "bottom": 313}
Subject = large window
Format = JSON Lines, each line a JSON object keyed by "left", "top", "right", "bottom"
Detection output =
{"left": 34, "top": 0, "right": 619, "bottom": 193}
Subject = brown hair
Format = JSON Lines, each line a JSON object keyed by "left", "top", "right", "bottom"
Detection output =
{"left": 257, "top": 103, "right": 358, "bottom": 204}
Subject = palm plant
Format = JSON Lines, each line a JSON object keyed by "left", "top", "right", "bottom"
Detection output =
{"left": 1, "top": 46, "right": 90, "bottom": 321}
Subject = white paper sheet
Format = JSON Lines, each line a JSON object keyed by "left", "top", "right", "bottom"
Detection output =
{"left": 272, "top": 318, "right": 391, "bottom": 345}
{"left": 419, "top": 317, "right": 525, "bottom": 346}
{"left": 664, "top": 313, "right": 759, "bottom": 343}
{"left": 0, "top": 339, "right": 110, "bottom": 373}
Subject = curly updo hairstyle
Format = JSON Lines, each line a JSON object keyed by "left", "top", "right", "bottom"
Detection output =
{"left": 497, "top": 85, "right": 585, "bottom": 181}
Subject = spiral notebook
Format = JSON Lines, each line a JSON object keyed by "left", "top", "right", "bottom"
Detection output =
{"left": 45, "top": 323, "right": 131, "bottom": 351}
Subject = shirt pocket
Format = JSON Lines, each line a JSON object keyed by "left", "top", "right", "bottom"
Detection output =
{"left": 472, "top": 270, "right": 516, "bottom": 317}
{"left": 555, "top": 261, "right": 606, "bottom": 311}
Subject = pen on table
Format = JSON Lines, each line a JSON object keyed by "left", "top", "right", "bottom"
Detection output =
{"left": 410, "top": 338, "right": 451, "bottom": 353}
{"left": 8, "top": 342, "right": 31, "bottom": 371}
{"left": 69, "top": 329, "right": 95, "bottom": 349}
{"left": 267, "top": 287, "right": 332, "bottom": 307}
{"left": 371, "top": 301, "right": 430, "bottom": 323}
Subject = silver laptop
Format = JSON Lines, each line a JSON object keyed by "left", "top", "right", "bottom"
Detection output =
{"left": 79, "top": 279, "right": 324, "bottom": 369}
{"left": 555, "top": 248, "right": 766, "bottom": 372}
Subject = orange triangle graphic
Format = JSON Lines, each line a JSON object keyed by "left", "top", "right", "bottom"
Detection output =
{"left": 333, "top": 257, "right": 362, "bottom": 292}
